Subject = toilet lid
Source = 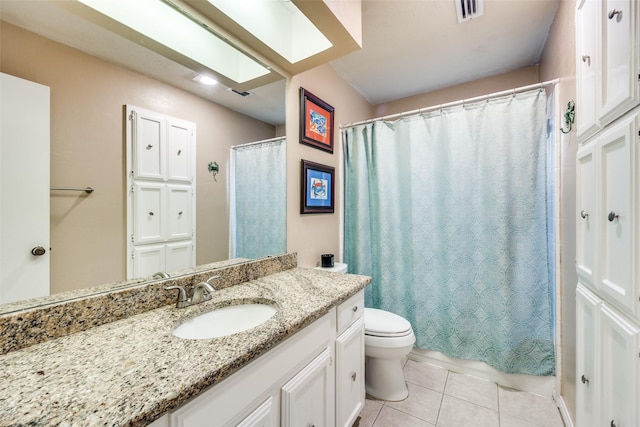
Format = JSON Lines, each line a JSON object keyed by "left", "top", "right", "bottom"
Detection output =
{"left": 364, "top": 308, "right": 413, "bottom": 337}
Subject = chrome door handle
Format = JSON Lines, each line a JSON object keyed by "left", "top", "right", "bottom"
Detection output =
{"left": 608, "top": 9, "right": 622, "bottom": 20}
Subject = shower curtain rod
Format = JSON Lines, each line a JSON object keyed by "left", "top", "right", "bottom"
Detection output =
{"left": 340, "top": 78, "right": 560, "bottom": 129}
{"left": 231, "top": 136, "right": 286, "bottom": 150}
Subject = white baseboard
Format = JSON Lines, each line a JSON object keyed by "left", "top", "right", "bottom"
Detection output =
{"left": 554, "top": 394, "right": 575, "bottom": 427}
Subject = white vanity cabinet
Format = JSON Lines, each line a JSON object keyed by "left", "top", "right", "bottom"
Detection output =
{"left": 149, "top": 290, "right": 367, "bottom": 427}
{"left": 335, "top": 291, "right": 365, "bottom": 427}
{"left": 126, "top": 105, "right": 196, "bottom": 279}
{"left": 575, "top": 0, "right": 639, "bottom": 138}
{"left": 576, "top": 284, "right": 640, "bottom": 427}
{"left": 168, "top": 311, "right": 335, "bottom": 427}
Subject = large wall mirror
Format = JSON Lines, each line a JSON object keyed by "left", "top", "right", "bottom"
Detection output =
{"left": 0, "top": 1, "right": 287, "bottom": 312}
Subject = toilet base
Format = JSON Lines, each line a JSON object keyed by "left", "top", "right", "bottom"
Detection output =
{"left": 365, "top": 355, "right": 409, "bottom": 401}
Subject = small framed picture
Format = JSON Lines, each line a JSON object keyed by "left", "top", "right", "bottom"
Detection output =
{"left": 300, "top": 159, "right": 334, "bottom": 214}
{"left": 300, "top": 88, "right": 334, "bottom": 153}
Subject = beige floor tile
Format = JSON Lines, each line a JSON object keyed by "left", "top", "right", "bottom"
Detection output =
{"left": 358, "top": 398, "right": 384, "bottom": 427}
{"left": 385, "top": 382, "right": 443, "bottom": 425}
{"left": 436, "top": 394, "right": 499, "bottom": 427}
{"left": 403, "top": 360, "right": 449, "bottom": 392}
{"left": 500, "top": 413, "right": 562, "bottom": 427}
{"left": 498, "top": 387, "right": 564, "bottom": 427}
{"left": 444, "top": 371, "right": 498, "bottom": 410}
{"left": 373, "top": 406, "right": 435, "bottom": 427}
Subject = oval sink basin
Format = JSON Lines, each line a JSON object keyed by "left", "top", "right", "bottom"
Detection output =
{"left": 172, "top": 303, "right": 277, "bottom": 340}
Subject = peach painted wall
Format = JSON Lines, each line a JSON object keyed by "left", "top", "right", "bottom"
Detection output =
{"left": 374, "top": 66, "right": 540, "bottom": 117}
{"left": 285, "top": 64, "right": 373, "bottom": 268}
{"left": 0, "top": 22, "right": 276, "bottom": 294}
{"left": 540, "top": 0, "right": 577, "bottom": 421}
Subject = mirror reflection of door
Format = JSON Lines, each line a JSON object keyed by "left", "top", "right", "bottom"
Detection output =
{"left": 0, "top": 73, "right": 50, "bottom": 303}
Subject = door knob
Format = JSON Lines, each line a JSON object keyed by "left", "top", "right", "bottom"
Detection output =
{"left": 608, "top": 211, "right": 619, "bottom": 222}
{"left": 581, "top": 374, "right": 589, "bottom": 384}
{"left": 31, "top": 246, "right": 46, "bottom": 256}
{"left": 608, "top": 9, "right": 622, "bottom": 20}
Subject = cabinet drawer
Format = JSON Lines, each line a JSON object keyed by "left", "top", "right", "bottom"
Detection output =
{"left": 337, "top": 290, "right": 364, "bottom": 334}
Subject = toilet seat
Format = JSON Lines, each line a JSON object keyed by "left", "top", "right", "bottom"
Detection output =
{"left": 364, "top": 308, "right": 413, "bottom": 337}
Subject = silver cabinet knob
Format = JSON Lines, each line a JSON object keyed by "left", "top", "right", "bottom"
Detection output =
{"left": 608, "top": 211, "right": 619, "bottom": 222}
{"left": 351, "top": 372, "right": 357, "bottom": 382}
{"left": 581, "top": 374, "right": 589, "bottom": 384}
{"left": 149, "top": 211, "right": 154, "bottom": 216}
{"left": 580, "top": 210, "right": 589, "bottom": 219}
{"left": 610, "top": 420, "right": 617, "bottom": 427}
{"left": 352, "top": 305, "right": 359, "bottom": 312}
{"left": 608, "top": 9, "right": 622, "bottom": 20}
{"left": 31, "top": 246, "right": 46, "bottom": 256}
{"left": 581, "top": 55, "right": 590, "bottom": 65}
{"left": 146, "top": 144, "right": 153, "bottom": 150}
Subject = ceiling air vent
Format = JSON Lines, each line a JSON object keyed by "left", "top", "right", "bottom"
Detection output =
{"left": 456, "top": 0, "right": 483, "bottom": 23}
{"left": 228, "top": 88, "right": 253, "bottom": 97}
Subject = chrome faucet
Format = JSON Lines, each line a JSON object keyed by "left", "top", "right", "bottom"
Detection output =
{"left": 165, "top": 276, "right": 220, "bottom": 308}
{"left": 152, "top": 271, "right": 170, "bottom": 279}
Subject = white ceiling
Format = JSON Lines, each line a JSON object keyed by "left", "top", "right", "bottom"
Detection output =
{"left": 0, "top": 0, "right": 560, "bottom": 125}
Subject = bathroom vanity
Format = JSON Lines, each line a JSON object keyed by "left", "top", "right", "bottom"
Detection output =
{"left": 0, "top": 256, "right": 369, "bottom": 426}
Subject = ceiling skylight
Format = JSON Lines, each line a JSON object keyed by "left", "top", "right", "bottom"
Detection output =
{"left": 205, "top": 0, "right": 333, "bottom": 64}
{"left": 76, "top": 0, "right": 271, "bottom": 84}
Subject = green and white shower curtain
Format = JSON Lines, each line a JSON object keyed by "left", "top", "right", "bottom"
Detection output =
{"left": 343, "top": 89, "right": 555, "bottom": 376}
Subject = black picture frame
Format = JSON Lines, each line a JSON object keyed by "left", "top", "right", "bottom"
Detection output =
{"left": 300, "top": 88, "right": 334, "bottom": 154}
{"left": 300, "top": 159, "right": 335, "bottom": 214}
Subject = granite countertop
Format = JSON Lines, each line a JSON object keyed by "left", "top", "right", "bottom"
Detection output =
{"left": 0, "top": 268, "right": 370, "bottom": 427}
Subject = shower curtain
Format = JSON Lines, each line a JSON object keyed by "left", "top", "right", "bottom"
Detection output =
{"left": 343, "top": 89, "right": 555, "bottom": 376}
{"left": 230, "top": 138, "right": 286, "bottom": 259}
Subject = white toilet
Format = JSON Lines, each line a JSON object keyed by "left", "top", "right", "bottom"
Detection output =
{"left": 314, "top": 262, "right": 415, "bottom": 400}
{"left": 364, "top": 308, "right": 416, "bottom": 401}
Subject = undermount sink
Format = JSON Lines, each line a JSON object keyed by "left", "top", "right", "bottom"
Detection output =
{"left": 172, "top": 302, "right": 277, "bottom": 340}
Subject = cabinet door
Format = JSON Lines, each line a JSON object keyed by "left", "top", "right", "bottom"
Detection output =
{"left": 600, "top": 304, "right": 640, "bottom": 427}
{"left": 133, "top": 182, "right": 165, "bottom": 244}
{"left": 576, "top": 0, "right": 600, "bottom": 139}
{"left": 281, "top": 347, "right": 334, "bottom": 427}
{"left": 133, "top": 110, "right": 165, "bottom": 180}
{"left": 576, "top": 141, "right": 597, "bottom": 287}
{"left": 167, "top": 120, "right": 193, "bottom": 183}
{"left": 598, "top": 0, "right": 640, "bottom": 125}
{"left": 598, "top": 113, "right": 636, "bottom": 315}
{"left": 167, "top": 184, "right": 193, "bottom": 241}
{"left": 132, "top": 244, "right": 165, "bottom": 279}
{"left": 165, "top": 241, "right": 193, "bottom": 273}
{"left": 576, "top": 284, "right": 601, "bottom": 427}
{"left": 236, "top": 396, "right": 278, "bottom": 427}
{"left": 336, "top": 317, "right": 365, "bottom": 427}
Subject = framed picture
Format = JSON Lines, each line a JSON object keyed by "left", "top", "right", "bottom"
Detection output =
{"left": 300, "top": 159, "right": 334, "bottom": 214}
{"left": 300, "top": 88, "right": 334, "bottom": 153}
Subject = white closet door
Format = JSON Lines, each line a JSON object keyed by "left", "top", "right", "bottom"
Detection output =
{"left": 0, "top": 73, "right": 50, "bottom": 303}
{"left": 167, "top": 120, "right": 193, "bottom": 182}
{"left": 576, "top": 0, "right": 599, "bottom": 139}
{"left": 167, "top": 184, "right": 192, "bottom": 241}
{"left": 598, "top": 112, "right": 635, "bottom": 314}
{"left": 134, "top": 110, "right": 165, "bottom": 180}
{"left": 133, "top": 182, "right": 164, "bottom": 244}
{"left": 599, "top": 304, "right": 639, "bottom": 427}
{"left": 576, "top": 140, "right": 597, "bottom": 287}
{"left": 132, "top": 244, "right": 165, "bottom": 279}
{"left": 598, "top": 0, "right": 640, "bottom": 124}
{"left": 165, "top": 241, "right": 194, "bottom": 274}
{"left": 576, "top": 284, "right": 601, "bottom": 427}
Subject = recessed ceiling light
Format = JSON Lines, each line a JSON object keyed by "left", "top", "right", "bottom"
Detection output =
{"left": 194, "top": 75, "right": 218, "bottom": 86}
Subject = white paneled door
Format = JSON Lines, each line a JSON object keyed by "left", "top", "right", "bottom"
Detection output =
{"left": 0, "top": 73, "right": 50, "bottom": 303}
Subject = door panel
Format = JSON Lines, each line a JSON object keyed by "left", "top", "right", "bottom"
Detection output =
{"left": 0, "top": 73, "right": 50, "bottom": 303}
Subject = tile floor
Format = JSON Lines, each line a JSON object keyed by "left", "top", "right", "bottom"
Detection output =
{"left": 358, "top": 360, "right": 566, "bottom": 427}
